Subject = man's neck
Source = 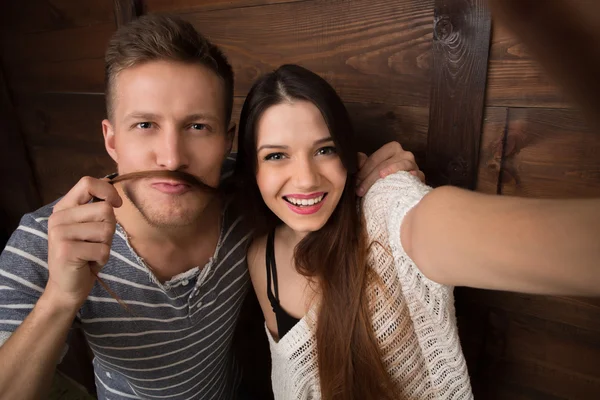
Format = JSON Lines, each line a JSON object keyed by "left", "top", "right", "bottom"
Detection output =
{"left": 113, "top": 191, "right": 223, "bottom": 282}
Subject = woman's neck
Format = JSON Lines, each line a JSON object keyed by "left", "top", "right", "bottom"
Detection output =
{"left": 277, "top": 224, "right": 309, "bottom": 248}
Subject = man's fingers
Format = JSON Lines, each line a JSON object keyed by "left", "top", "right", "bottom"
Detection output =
{"left": 53, "top": 240, "right": 112, "bottom": 269}
{"left": 378, "top": 159, "right": 419, "bottom": 179}
{"left": 357, "top": 152, "right": 368, "bottom": 169}
{"left": 72, "top": 242, "right": 112, "bottom": 267}
{"left": 54, "top": 177, "right": 122, "bottom": 212}
{"left": 49, "top": 202, "right": 116, "bottom": 229}
{"left": 50, "top": 222, "right": 116, "bottom": 245}
{"left": 356, "top": 142, "right": 402, "bottom": 182}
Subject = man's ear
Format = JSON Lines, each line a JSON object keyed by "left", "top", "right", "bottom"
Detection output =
{"left": 225, "top": 123, "right": 236, "bottom": 155}
{"left": 102, "top": 119, "right": 118, "bottom": 163}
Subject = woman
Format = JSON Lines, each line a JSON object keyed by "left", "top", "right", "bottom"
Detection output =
{"left": 233, "top": 64, "right": 600, "bottom": 400}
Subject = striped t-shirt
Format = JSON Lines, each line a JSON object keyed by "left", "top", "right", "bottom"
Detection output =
{"left": 0, "top": 172, "right": 252, "bottom": 399}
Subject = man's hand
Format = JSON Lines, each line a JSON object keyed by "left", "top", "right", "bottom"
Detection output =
{"left": 356, "top": 142, "right": 425, "bottom": 196}
{"left": 46, "top": 177, "right": 122, "bottom": 310}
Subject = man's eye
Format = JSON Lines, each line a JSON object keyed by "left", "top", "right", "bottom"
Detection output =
{"left": 191, "top": 123, "right": 207, "bottom": 130}
{"left": 265, "top": 153, "right": 286, "bottom": 161}
{"left": 137, "top": 122, "right": 153, "bottom": 129}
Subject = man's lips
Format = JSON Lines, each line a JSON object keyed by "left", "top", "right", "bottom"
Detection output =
{"left": 151, "top": 181, "right": 191, "bottom": 195}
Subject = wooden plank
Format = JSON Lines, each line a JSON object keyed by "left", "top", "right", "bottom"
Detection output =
{"left": 4, "top": 0, "right": 435, "bottom": 100}
{"left": 475, "top": 107, "right": 507, "bottom": 194}
{"left": 425, "top": 0, "right": 491, "bottom": 188}
{"left": 482, "top": 358, "right": 600, "bottom": 400}
{"left": 13, "top": 93, "right": 107, "bottom": 148}
{"left": 346, "top": 103, "right": 428, "bottom": 163}
{"left": 0, "top": 0, "right": 115, "bottom": 34}
{"left": 486, "top": 22, "right": 569, "bottom": 109}
{"left": 488, "top": 0, "right": 600, "bottom": 129}
{"left": 453, "top": 288, "right": 489, "bottom": 381}
{"left": 114, "top": 0, "right": 145, "bottom": 28}
{"left": 0, "top": 64, "right": 41, "bottom": 242}
{"left": 4, "top": 58, "right": 105, "bottom": 94}
{"left": 463, "top": 290, "right": 600, "bottom": 333}
{"left": 145, "top": 0, "right": 307, "bottom": 13}
{"left": 500, "top": 108, "right": 600, "bottom": 198}
{"left": 1, "top": 23, "right": 113, "bottom": 66}
{"left": 471, "top": 308, "right": 600, "bottom": 399}
{"left": 30, "top": 145, "right": 114, "bottom": 205}
{"left": 183, "top": 0, "right": 434, "bottom": 106}
{"left": 501, "top": 312, "right": 600, "bottom": 379}
{"left": 479, "top": 382, "right": 567, "bottom": 400}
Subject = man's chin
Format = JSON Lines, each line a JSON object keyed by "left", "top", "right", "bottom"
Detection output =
{"left": 143, "top": 212, "right": 199, "bottom": 229}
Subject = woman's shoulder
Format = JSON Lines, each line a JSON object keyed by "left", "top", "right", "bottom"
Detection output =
{"left": 365, "top": 171, "right": 430, "bottom": 201}
{"left": 247, "top": 234, "right": 268, "bottom": 273}
{"left": 362, "top": 171, "right": 431, "bottom": 221}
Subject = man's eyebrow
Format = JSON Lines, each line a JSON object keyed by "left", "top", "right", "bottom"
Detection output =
{"left": 184, "top": 113, "right": 220, "bottom": 123}
{"left": 124, "top": 112, "right": 161, "bottom": 121}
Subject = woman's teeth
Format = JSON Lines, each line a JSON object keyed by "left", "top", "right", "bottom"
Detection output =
{"left": 284, "top": 194, "right": 325, "bottom": 207}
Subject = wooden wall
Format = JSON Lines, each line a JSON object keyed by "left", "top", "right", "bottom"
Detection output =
{"left": 0, "top": 1, "right": 598, "bottom": 399}
{"left": 462, "top": 18, "right": 600, "bottom": 399}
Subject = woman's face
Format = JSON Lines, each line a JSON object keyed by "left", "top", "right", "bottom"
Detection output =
{"left": 254, "top": 100, "right": 347, "bottom": 236}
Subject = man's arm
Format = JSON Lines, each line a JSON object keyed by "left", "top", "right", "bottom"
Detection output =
{"left": 0, "top": 289, "right": 78, "bottom": 399}
{"left": 0, "top": 177, "right": 120, "bottom": 400}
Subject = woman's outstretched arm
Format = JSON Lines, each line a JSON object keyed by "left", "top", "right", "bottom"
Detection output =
{"left": 401, "top": 186, "right": 600, "bottom": 296}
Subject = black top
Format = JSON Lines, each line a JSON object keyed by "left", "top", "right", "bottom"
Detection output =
{"left": 266, "top": 229, "right": 301, "bottom": 339}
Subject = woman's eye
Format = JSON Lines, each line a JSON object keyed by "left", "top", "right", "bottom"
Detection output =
{"left": 317, "top": 146, "right": 337, "bottom": 156}
{"left": 264, "top": 152, "right": 286, "bottom": 161}
{"left": 136, "top": 122, "right": 153, "bottom": 129}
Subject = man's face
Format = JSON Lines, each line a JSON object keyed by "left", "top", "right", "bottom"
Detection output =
{"left": 102, "top": 60, "right": 232, "bottom": 228}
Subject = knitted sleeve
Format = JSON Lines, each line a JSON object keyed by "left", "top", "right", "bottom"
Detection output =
{"left": 363, "top": 171, "right": 454, "bottom": 322}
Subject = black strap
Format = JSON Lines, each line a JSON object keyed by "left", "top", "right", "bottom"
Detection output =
{"left": 265, "top": 229, "right": 300, "bottom": 339}
{"left": 266, "top": 229, "right": 280, "bottom": 309}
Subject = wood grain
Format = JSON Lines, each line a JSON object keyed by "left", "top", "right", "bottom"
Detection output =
{"left": 2, "top": 0, "right": 435, "bottom": 103}
{"left": 145, "top": 0, "right": 307, "bottom": 14}
{"left": 0, "top": 0, "right": 115, "bottom": 34}
{"left": 487, "top": 0, "right": 600, "bottom": 129}
{"left": 486, "top": 22, "right": 569, "bottom": 109}
{"left": 30, "top": 145, "right": 114, "bottom": 205}
{"left": 0, "top": 64, "right": 41, "bottom": 243}
{"left": 463, "top": 290, "right": 600, "bottom": 333}
{"left": 156, "top": 0, "right": 435, "bottom": 106}
{"left": 500, "top": 108, "right": 600, "bottom": 198}
{"left": 1, "top": 22, "right": 113, "bottom": 68}
{"left": 13, "top": 93, "right": 107, "bottom": 148}
{"left": 501, "top": 313, "right": 600, "bottom": 379}
{"left": 475, "top": 107, "right": 507, "bottom": 194}
{"left": 426, "top": 0, "right": 491, "bottom": 188}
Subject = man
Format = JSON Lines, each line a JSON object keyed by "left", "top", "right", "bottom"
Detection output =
{"left": 0, "top": 15, "right": 423, "bottom": 400}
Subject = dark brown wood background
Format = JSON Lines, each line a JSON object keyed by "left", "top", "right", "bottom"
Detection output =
{"left": 0, "top": 1, "right": 598, "bottom": 399}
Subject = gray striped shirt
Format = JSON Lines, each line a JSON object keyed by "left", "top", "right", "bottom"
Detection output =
{"left": 0, "top": 171, "right": 252, "bottom": 399}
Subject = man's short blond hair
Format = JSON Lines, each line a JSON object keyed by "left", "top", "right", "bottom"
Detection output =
{"left": 104, "top": 14, "right": 234, "bottom": 124}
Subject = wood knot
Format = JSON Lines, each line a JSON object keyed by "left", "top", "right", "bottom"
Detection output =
{"left": 434, "top": 16, "right": 453, "bottom": 42}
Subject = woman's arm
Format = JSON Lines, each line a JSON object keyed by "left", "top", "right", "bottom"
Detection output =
{"left": 401, "top": 186, "right": 600, "bottom": 296}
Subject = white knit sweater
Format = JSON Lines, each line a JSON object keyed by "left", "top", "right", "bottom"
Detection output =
{"left": 266, "top": 171, "right": 473, "bottom": 399}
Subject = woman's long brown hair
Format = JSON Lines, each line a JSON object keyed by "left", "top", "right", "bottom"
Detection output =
{"left": 234, "top": 65, "right": 398, "bottom": 399}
